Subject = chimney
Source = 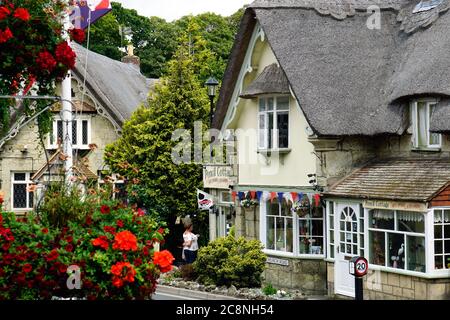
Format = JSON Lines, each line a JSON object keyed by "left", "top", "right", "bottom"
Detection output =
{"left": 121, "top": 44, "right": 140, "bottom": 71}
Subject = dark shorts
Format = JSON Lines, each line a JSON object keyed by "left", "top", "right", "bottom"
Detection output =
{"left": 184, "top": 249, "right": 197, "bottom": 264}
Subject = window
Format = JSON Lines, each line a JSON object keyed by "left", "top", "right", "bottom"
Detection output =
{"left": 49, "top": 117, "right": 90, "bottom": 149}
{"left": 266, "top": 201, "right": 293, "bottom": 253}
{"left": 263, "top": 196, "right": 324, "bottom": 256}
{"left": 368, "top": 209, "right": 425, "bottom": 273}
{"left": 433, "top": 209, "right": 450, "bottom": 270}
{"left": 327, "top": 201, "right": 335, "bottom": 259}
{"left": 11, "top": 172, "right": 34, "bottom": 210}
{"left": 411, "top": 100, "right": 441, "bottom": 149}
{"left": 258, "top": 96, "right": 289, "bottom": 150}
{"left": 299, "top": 202, "right": 324, "bottom": 255}
{"left": 98, "top": 172, "right": 126, "bottom": 202}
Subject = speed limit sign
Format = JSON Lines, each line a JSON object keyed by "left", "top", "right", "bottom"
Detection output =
{"left": 349, "top": 256, "right": 368, "bottom": 277}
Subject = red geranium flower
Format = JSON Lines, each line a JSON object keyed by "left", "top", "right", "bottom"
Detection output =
{"left": 110, "top": 261, "right": 136, "bottom": 287}
{"left": 41, "top": 228, "right": 49, "bottom": 234}
{"left": 22, "top": 264, "right": 32, "bottom": 273}
{"left": 116, "top": 220, "right": 124, "bottom": 228}
{"left": 69, "top": 28, "right": 85, "bottom": 43}
{"left": 0, "top": 27, "right": 13, "bottom": 43}
{"left": 13, "top": 8, "right": 30, "bottom": 21}
{"left": 153, "top": 250, "right": 175, "bottom": 273}
{"left": 36, "top": 51, "right": 57, "bottom": 73}
{"left": 100, "top": 205, "right": 110, "bottom": 214}
{"left": 113, "top": 231, "right": 138, "bottom": 251}
{"left": 45, "top": 249, "right": 59, "bottom": 262}
{"left": 0, "top": 6, "right": 10, "bottom": 20}
{"left": 65, "top": 244, "right": 73, "bottom": 252}
{"left": 58, "top": 264, "right": 67, "bottom": 273}
{"left": 112, "top": 276, "right": 123, "bottom": 288}
{"left": 157, "top": 228, "right": 165, "bottom": 234}
{"left": 55, "top": 41, "right": 76, "bottom": 69}
{"left": 92, "top": 236, "right": 109, "bottom": 250}
{"left": 103, "top": 226, "right": 116, "bottom": 234}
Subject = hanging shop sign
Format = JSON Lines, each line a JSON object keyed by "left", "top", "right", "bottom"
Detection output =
{"left": 363, "top": 200, "right": 427, "bottom": 213}
{"left": 197, "top": 189, "right": 214, "bottom": 211}
{"left": 203, "top": 165, "right": 237, "bottom": 189}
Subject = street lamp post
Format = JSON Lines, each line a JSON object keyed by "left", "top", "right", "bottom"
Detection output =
{"left": 205, "top": 77, "right": 219, "bottom": 127}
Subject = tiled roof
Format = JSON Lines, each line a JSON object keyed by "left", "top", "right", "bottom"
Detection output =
{"left": 324, "top": 158, "right": 450, "bottom": 202}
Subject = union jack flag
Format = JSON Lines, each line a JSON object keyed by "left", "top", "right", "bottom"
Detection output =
{"left": 70, "top": 0, "right": 112, "bottom": 30}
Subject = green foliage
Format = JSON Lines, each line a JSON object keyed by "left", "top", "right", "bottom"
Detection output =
{"left": 193, "top": 235, "right": 267, "bottom": 288}
{"left": 263, "top": 283, "right": 277, "bottom": 296}
{"left": 104, "top": 20, "right": 212, "bottom": 221}
{"left": 87, "top": 2, "right": 244, "bottom": 79}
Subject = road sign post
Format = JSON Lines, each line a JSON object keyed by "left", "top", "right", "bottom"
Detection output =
{"left": 349, "top": 256, "right": 368, "bottom": 300}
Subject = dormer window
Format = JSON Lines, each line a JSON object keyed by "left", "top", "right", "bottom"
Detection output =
{"left": 48, "top": 116, "right": 91, "bottom": 149}
{"left": 411, "top": 100, "right": 441, "bottom": 150}
{"left": 258, "top": 96, "right": 289, "bottom": 150}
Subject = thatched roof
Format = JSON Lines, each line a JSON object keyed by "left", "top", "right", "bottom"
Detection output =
{"left": 72, "top": 43, "right": 158, "bottom": 127}
{"left": 213, "top": 0, "right": 450, "bottom": 135}
{"left": 324, "top": 158, "right": 450, "bottom": 202}
{"left": 240, "top": 63, "right": 290, "bottom": 98}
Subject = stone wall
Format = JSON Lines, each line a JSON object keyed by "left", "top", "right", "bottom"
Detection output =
{"left": 327, "top": 262, "right": 450, "bottom": 300}
{"left": 263, "top": 258, "right": 327, "bottom": 295}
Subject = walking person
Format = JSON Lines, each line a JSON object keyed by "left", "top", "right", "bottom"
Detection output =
{"left": 182, "top": 222, "right": 199, "bottom": 264}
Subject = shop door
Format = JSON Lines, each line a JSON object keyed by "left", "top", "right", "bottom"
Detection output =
{"left": 334, "top": 203, "right": 360, "bottom": 297}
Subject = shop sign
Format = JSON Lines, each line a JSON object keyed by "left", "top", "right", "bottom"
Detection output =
{"left": 363, "top": 200, "right": 427, "bottom": 212}
{"left": 267, "top": 257, "right": 289, "bottom": 266}
{"left": 203, "top": 165, "right": 236, "bottom": 189}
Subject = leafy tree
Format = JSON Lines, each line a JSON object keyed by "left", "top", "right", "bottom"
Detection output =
{"left": 87, "top": 12, "right": 122, "bottom": 61}
{"left": 104, "top": 20, "right": 213, "bottom": 221}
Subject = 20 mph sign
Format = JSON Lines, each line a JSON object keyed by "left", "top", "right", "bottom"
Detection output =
{"left": 349, "top": 256, "right": 368, "bottom": 277}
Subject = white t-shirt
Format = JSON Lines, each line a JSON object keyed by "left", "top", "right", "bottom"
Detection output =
{"left": 183, "top": 232, "right": 199, "bottom": 251}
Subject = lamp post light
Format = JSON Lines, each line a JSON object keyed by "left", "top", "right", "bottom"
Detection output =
{"left": 205, "top": 77, "right": 219, "bottom": 127}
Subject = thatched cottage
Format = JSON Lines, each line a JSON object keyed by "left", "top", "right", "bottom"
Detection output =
{"left": 211, "top": 0, "right": 450, "bottom": 299}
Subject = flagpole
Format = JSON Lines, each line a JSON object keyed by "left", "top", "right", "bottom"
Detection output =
{"left": 62, "top": 1, "right": 73, "bottom": 182}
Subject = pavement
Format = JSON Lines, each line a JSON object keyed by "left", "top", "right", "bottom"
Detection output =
{"left": 154, "top": 285, "right": 243, "bottom": 300}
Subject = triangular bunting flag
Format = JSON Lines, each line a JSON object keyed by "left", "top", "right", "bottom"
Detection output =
{"left": 238, "top": 191, "right": 245, "bottom": 201}
{"left": 256, "top": 191, "right": 263, "bottom": 202}
{"left": 250, "top": 191, "right": 257, "bottom": 200}
{"left": 314, "top": 194, "right": 321, "bottom": 207}
{"left": 270, "top": 192, "right": 277, "bottom": 202}
{"left": 231, "top": 191, "right": 237, "bottom": 202}
{"left": 277, "top": 192, "right": 284, "bottom": 204}
{"left": 291, "top": 192, "right": 298, "bottom": 202}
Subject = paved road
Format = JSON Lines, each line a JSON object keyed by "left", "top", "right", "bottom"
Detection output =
{"left": 152, "top": 291, "right": 198, "bottom": 300}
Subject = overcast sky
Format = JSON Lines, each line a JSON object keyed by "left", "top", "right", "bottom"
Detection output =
{"left": 113, "top": 0, "right": 252, "bottom": 21}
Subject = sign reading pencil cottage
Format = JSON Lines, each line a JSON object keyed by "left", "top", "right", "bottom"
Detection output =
{"left": 208, "top": 0, "right": 450, "bottom": 300}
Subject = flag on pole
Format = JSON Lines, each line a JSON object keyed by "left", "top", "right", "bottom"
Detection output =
{"left": 197, "top": 189, "right": 214, "bottom": 211}
{"left": 70, "top": 0, "right": 112, "bottom": 30}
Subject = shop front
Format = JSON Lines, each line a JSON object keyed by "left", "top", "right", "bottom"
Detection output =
{"left": 324, "top": 158, "right": 450, "bottom": 299}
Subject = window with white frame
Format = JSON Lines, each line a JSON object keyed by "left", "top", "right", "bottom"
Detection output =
{"left": 411, "top": 100, "right": 441, "bottom": 149}
{"left": 98, "top": 172, "right": 126, "bottom": 201}
{"left": 11, "top": 172, "right": 34, "bottom": 210}
{"left": 299, "top": 204, "right": 324, "bottom": 255}
{"left": 258, "top": 96, "right": 289, "bottom": 150}
{"left": 368, "top": 209, "right": 425, "bottom": 273}
{"left": 327, "top": 201, "right": 335, "bottom": 259}
{"left": 49, "top": 117, "right": 90, "bottom": 149}
{"left": 433, "top": 209, "right": 450, "bottom": 270}
{"left": 263, "top": 198, "right": 324, "bottom": 256}
{"left": 266, "top": 201, "right": 293, "bottom": 253}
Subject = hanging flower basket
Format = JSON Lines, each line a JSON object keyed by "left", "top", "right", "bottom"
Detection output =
{"left": 292, "top": 197, "right": 310, "bottom": 217}
{"left": 240, "top": 199, "right": 258, "bottom": 210}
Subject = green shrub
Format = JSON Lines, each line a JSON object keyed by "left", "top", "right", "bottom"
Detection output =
{"left": 262, "top": 283, "right": 277, "bottom": 296}
{"left": 193, "top": 235, "right": 266, "bottom": 288}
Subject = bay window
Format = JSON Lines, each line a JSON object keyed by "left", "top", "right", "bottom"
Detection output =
{"left": 263, "top": 197, "right": 324, "bottom": 257}
{"left": 368, "top": 209, "right": 426, "bottom": 273}
{"left": 411, "top": 100, "right": 441, "bottom": 149}
{"left": 433, "top": 209, "right": 450, "bottom": 270}
{"left": 258, "top": 96, "right": 289, "bottom": 150}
